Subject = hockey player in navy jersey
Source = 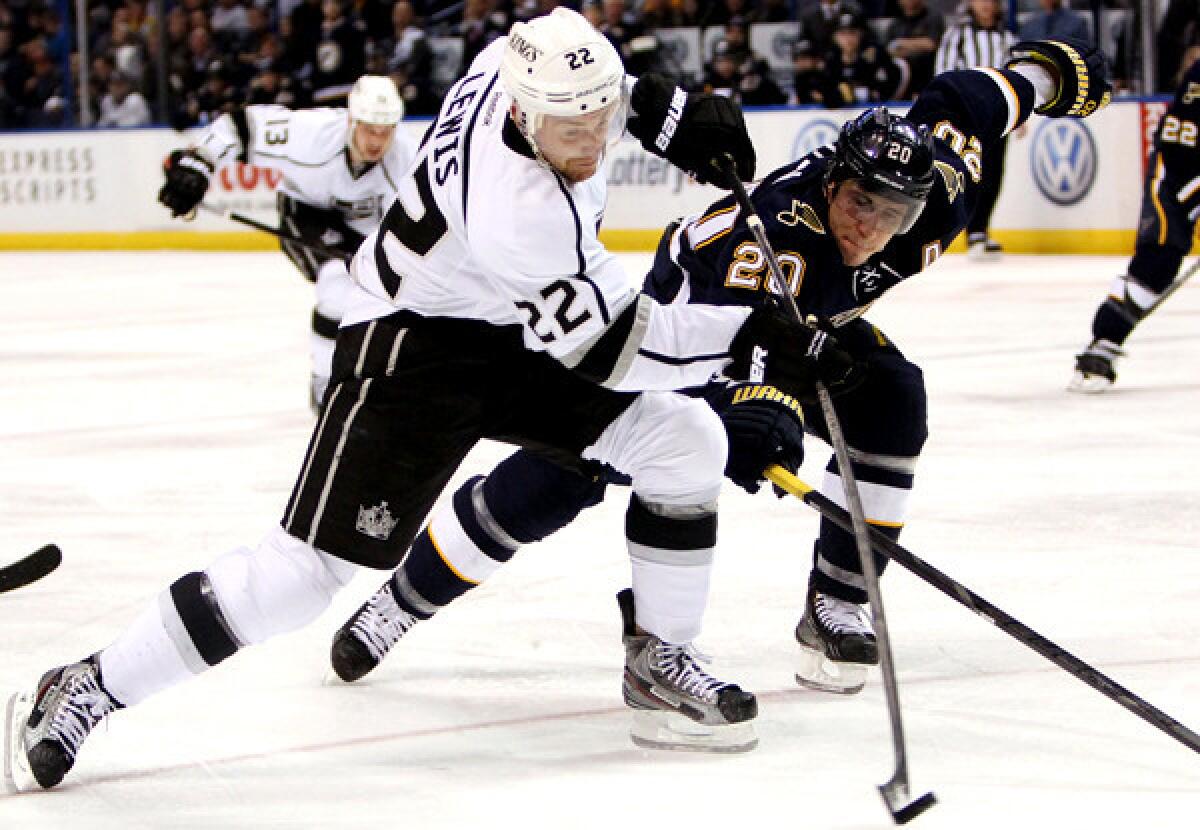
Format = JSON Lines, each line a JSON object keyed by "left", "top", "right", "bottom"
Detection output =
{"left": 157, "top": 75, "right": 417, "bottom": 409}
{"left": 1071, "top": 56, "right": 1200, "bottom": 392}
{"left": 330, "top": 38, "right": 1112, "bottom": 696}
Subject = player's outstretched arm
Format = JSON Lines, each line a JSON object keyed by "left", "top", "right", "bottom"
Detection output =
{"left": 157, "top": 107, "right": 262, "bottom": 218}
{"left": 626, "top": 73, "right": 756, "bottom": 188}
{"left": 1006, "top": 38, "right": 1113, "bottom": 118}
{"left": 157, "top": 149, "right": 213, "bottom": 219}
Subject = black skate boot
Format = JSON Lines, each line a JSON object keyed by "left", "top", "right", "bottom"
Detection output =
{"left": 4, "top": 656, "right": 123, "bottom": 790}
{"left": 617, "top": 589, "right": 757, "bottom": 753}
{"left": 330, "top": 579, "right": 419, "bottom": 682}
{"left": 1070, "top": 339, "right": 1122, "bottom": 393}
{"left": 794, "top": 578, "right": 878, "bottom": 694}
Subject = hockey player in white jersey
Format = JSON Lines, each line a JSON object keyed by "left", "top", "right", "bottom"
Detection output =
{"left": 157, "top": 75, "right": 416, "bottom": 408}
{"left": 3, "top": 8, "right": 855, "bottom": 790}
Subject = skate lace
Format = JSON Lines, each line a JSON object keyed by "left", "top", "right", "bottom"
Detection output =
{"left": 651, "top": 642, "right": 728, "bottom": 703}
{"left": 813, "top": 593, "right": 872, "bottom": 636}
{"left": 350, "top": 588, "right": 417, "bottom": 661}
{"left": 49, "top": 673, "right": 118, "bottom": 760}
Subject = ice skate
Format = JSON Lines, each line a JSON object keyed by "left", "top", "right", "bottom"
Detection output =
{"left": 1069, "top": 339, "right": 1122, "bottom": 393}
{"left": 4, "top": 657, "right": 122, "bottom": 791}
{"left": 794, "top": 581, "right": 878, "bottom": 694}
{"left": 330, "top": 579, "right": 419, "bottom": 682}
{"left": 966, "top": 233, "right": 1003, "bottom": 262}
{"left": 617, "top": 589, "right": 757, "bottom": 753}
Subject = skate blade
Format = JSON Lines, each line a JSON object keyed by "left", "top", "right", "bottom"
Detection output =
{"left": 629, "top": 710, "right": 757, "bottom": 754}
{"left": 3, "top": 691, "right": 36, "bottom": 794}
{"left": 320, "top": 668, "right": 356, "bottom": 686}
{"left": 1068, "top": 371, "right": 1114, "bottom": 394}
{"left": 794, "top": 644, "right": 868, "bottom": 695}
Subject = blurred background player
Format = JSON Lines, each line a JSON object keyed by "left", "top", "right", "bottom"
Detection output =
{"left": 156, "top": 74, "right": 414, "bottom": 410}
{"left": 1071, "top": 55, "right": 1200, "bottom": 392}
{"left": 884, "top": 0, "right": 946, "bottom": 100}
{"left": 935, "top": 0, "right": 1016, "bottom": 261}
{"left": 328, "top": 38, "right": 1112, "bottom": 696}
{"left": 822, "top": 11, "right": 902, "bottom": 107}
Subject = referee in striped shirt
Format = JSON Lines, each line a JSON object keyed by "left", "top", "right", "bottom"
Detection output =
{"left": 935, "top": 0, "right": 1017, "bottom": 260}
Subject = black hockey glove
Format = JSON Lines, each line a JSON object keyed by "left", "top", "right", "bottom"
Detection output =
{"left": 719, "top": 383, "right": 806, "bottom": 495}
{"left": 627, "top": 73, "right": 756, "bottom": 189}
{"left": 1006, "top": 38, "right": 1112, "bottom": 119}
{"left": 158, "top": 149, "right": 214, "bottom": 218}
{"left": 728, "top": 306, "right": 864, "bottom": 403}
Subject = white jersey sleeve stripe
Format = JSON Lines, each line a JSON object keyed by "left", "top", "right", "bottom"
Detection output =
{"left": 979, "top": 68, "right": 1021, "bottom": 136}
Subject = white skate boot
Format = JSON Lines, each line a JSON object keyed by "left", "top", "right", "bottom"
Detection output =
{"left": 618, "top": 589, "right": 757, "bottom": 753}
{"left": 4, "top": 656, "right": 122, "bottom": 791}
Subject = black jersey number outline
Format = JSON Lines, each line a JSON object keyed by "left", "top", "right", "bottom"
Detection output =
{"left": 516, "top": 279, "right": 594, "bottom": 344}
{"left": 376, "top": 158, "right": 450, "bottom": 295}
{"left": 384, "top": 158, "right": 449, "bottom": 256}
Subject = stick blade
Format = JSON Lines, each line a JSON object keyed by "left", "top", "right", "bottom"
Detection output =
{"left": 882, "top": 789, "right": 937, "bottom": 825}
{"left": 0, "top": 545, "right": 62, "bottom": 593}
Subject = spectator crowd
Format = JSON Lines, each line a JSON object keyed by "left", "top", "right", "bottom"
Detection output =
{"left": 0, "top": 0, "right": 1191, "bottom": 130}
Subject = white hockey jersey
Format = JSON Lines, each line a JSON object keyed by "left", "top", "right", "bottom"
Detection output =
{"left": 347, "top": 38, "right": 752, "bottom": 393}
{"left": 194, "top": 105, "right": 418, "bottom": 237}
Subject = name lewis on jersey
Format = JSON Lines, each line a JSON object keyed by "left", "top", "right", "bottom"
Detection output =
{"left": 433, "top": 71, "right": 487, "bottom": 186}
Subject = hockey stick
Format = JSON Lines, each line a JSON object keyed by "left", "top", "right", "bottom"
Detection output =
{"left": 718, "top": 157, "right": 936, "bottom": 824}
{"left": 196, "top": 203, "right": 352, "bottom": 263}
{"left": 0, "top": 545, "right": 62, "bottom": 594}
{"left": 765, "top": 464, "right": 1200, "bottom": 756}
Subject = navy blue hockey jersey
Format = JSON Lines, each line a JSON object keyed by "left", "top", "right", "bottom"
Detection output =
{"left": 643, "top": 68, "right": 1038, "bottom": 325}
{"left": 1153, "top": 58, "right": 1200, "bottom": 179}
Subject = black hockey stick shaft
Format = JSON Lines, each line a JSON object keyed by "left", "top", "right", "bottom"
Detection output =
{"left": 196, "top": 203, "right": 351, "bottom": 263}
{"left": 719, "top": 156, "right": 935, "bottom": 823}
{"left": 0, "top": 545, "right": 62, "bottom": 594}
{"left": 766, "top": 465, "right": 1200, "bottom": 756}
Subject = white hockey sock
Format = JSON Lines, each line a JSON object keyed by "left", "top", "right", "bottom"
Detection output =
{"left": 629, "top": 555, "right": 714, "bottom": 644}
{"left": 98, "top": 591, "right": 200, "bottom": 707}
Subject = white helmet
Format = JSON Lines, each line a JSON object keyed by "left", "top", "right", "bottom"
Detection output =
{"left": 499, "top": 8, "right": 625, "bottom": 137}
{"left": 348, "top": 75, "right": 405, "bottom": 126}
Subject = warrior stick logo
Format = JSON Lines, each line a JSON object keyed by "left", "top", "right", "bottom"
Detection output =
{"left": 1031, "top": 119, "right": 1097, "bottom": 206}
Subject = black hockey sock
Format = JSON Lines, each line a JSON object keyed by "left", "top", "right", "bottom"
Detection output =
{"left": 169, "top": 571, "right": 241, "bottom": 667}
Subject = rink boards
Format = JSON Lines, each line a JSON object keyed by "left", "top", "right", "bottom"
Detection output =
{"left": 0, "top": 99, "right": 1171, "bottom": 254}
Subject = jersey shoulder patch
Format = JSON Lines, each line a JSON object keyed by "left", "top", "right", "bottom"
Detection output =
{"left": 775, "top": 200, "right": 825, "bottom": 234}
{"left": 933, "top": 160, "right": 965, "bottom": 204}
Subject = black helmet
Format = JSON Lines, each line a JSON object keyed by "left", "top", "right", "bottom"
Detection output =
{"left": 827, "top": 108, "right": 935, "bottom": 233}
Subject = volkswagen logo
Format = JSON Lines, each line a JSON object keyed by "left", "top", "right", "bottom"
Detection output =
{"left": 1031, "top": 119, "right": 1097, "bottom": 206}
{"left": 792, "top": 119, "right": 841, "bottom": 160}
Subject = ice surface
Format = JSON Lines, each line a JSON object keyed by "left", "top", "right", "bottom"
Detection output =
{"left": 0, "top": 251, "right": 1197, "bottom": 828}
